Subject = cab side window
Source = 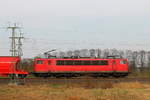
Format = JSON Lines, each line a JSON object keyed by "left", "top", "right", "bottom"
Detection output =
{"left": 37, "top": 60, "right": 43, "bottom": 64}
{"left": 120, "top": 60, "right": 126, "bottom": 64}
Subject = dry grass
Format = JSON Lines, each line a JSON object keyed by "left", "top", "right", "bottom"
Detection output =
{"left": 114, "top": 82, "right": 150, "bottom": 89}
{"left": 0, "top": 82, "right": 150, "bottom": 100}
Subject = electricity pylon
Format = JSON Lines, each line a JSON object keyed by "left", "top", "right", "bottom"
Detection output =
{"left": 7, "top": 23, "right": 24, "bottom": 57}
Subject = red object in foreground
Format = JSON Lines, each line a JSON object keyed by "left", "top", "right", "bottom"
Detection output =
{"left": 0, "top": 56, "right": 28, "bottom": 78}
{"left": 34, "top": 58, "right": 129, "bottom": 78}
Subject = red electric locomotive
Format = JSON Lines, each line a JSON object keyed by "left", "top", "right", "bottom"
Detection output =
{"left": 33, "top": 57, "right": 129, "bottom": 78}
{"left": 0, "top": 56, "right": 28, "bottom": 78}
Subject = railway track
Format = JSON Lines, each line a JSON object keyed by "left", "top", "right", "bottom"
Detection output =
{"left": 0, "top": 77, "right": 150, "bottom": 84}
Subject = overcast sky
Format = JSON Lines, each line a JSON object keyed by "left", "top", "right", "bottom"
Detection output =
{"left": 0, "top": 0, "right": 150, "bottom": 57}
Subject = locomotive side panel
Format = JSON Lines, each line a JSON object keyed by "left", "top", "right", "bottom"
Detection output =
{"left": 52, "top": 59, "right": 114, "bottom": 73}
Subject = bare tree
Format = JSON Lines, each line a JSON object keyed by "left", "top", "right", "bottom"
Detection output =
{"left": 147, "top": 52, "right": 150, "bottom": 65}
{"left": 80, "top": 49, "right": 89, "bottom": 57}
{"left": 89, "top": 49, "right": 96, "bottom": 58}
{"left": 73, "top": 50, "right": 80, "bottom": 58}
{"left": 59, "top": 51, "right": 65, "bottom": 58}
{"left": 97, "top": 49, "right": 101, "bottom": 58}
{"left": 125, "top": 50, "right": 133, "bottom": 61}
{"left": 139, "top": 50, "right": 146, "bottom": 72}
{"left": 66, "top": 50, "right": 73, "bottom": 57}
{"left": 132, "top": 51, "right": 138, "bottom": 68}
{"left": 110, "top": 48, "right": 118, "bottom": 56}
{"left": 118, "top": 50, "right": 124, "bottom": 58}
{"left": 103, "top": 49, "right": 109, "bottom": 58}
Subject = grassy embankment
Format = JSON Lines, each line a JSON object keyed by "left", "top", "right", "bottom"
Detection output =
{"left": 0, "top": 82, "right": 150, "bottom": 100}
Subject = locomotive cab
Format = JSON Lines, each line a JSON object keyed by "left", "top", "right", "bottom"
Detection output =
{"left": 112, "top": 59, "right": 129, "bottom": 77}
{"left": 34, "top": 59, "right": 53, "bottom": 77}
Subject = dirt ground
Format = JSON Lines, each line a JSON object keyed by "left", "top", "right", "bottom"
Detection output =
{"left": 0, "top": 82, "right": 150, "bottom": 100}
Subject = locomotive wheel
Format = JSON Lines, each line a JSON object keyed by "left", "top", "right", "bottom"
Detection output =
{"left": 18, "top": 74, "right": 27, "bottom": 78}
{"left": 113, "top": 73, "right": 121, "bottom": 78}
{"left": 113, "top": 73, "right": 128, "bottom": 78}
{"left": 9, "top": 74, "right": 27, "bottom": 79}
{"left": 9, "top": 74, "right": 15, "bottom": 79}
